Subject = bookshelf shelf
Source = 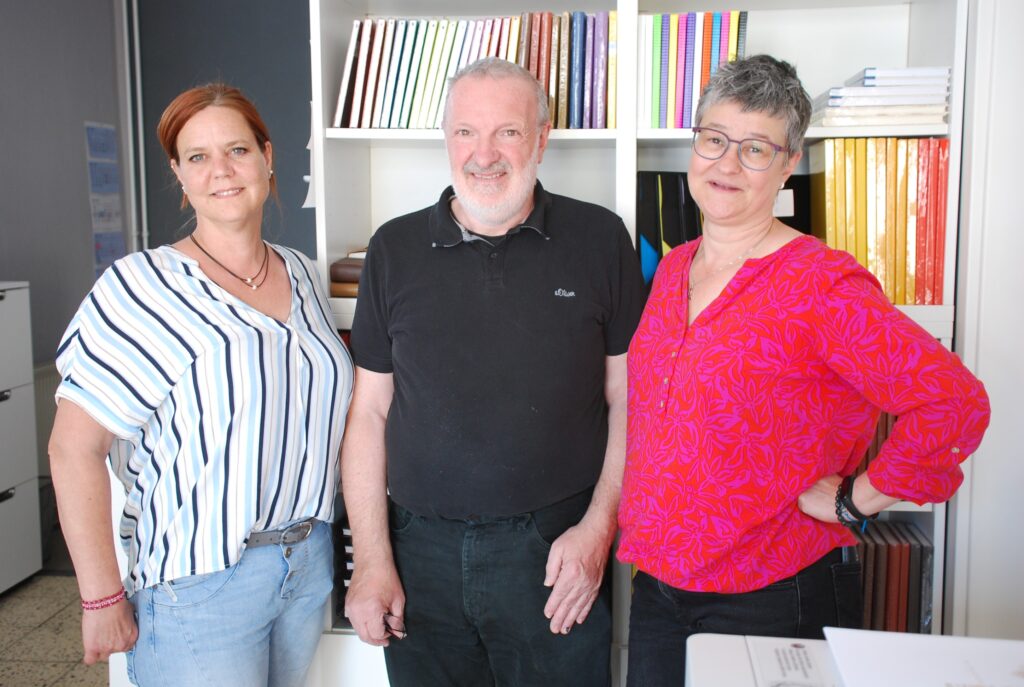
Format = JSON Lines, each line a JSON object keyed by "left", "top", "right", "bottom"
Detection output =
{"left": 309, "top": 0, "right": 968, "bottom": 682}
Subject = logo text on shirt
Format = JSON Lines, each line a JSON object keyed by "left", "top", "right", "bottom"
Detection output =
{"left": 554, "top": 288, "right": 576, "bottom": 298}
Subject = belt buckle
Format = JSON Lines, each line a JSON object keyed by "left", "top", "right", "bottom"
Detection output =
{"left": 281, "top": 519, "right": 314, "bottom": 545}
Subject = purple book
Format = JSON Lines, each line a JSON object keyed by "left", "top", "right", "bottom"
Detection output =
{"left": 682, "top": 12, "right": 695, "bottom": 128}
{"left": 658, "top": 14, "right": 669, "bottom": 128}
{"left": 583, "top": 14, "right": 595, "bottom": 128}
{"left": 593, "top": 11, "right": 609, "bottom": 128}
{"left": 719, "top": 11, "right": 730, "bottom": 65}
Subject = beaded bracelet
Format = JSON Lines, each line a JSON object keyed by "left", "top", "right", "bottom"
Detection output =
{"left": 81, "top": 588, "right": 126, "bottom": 611}
{"left": 835, "top": 476, "right": 877, "bottom": 532}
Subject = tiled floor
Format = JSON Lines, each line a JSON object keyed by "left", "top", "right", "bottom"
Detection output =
{"left": 0, "top": 573, "right": 108, "bottom": 686}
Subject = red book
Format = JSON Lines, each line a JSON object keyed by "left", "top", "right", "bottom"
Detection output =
{"left": 933, "top": 138, "right": 950, "bottom": 304}
{"left": 924, "top": 138, "right": 940, "bottom": 304}
{"left": 529, "top": 12, "right": 542, "bottom": 78}
{"left": 700, "top": 13, "right": 714, "bottom": 91}
{"left": 539, "top": 12, "right": 553, "bottom": 93}
{"left": 915, "top": 138, "right": 932, "bottom": 305}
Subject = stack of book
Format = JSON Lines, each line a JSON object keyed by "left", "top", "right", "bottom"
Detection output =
{"left": 811, "top": 67, "right": 951, "bottom": 128}
{"left": 854, "top": 520, "right": 934, "bottom": 634}
{"left": 638, "top": 11, "right": 748, "bottom": 130}
{"left": 333, "top": 11, "right": 618, "bottom": 130}
{"left": 809, "top": 137, "right": 950, "bottom": 305}
{"left": 329, "top": 249, "right": 366, "bottom": 299}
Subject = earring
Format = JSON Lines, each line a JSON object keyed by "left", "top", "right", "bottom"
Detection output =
{"left": 779, "top": 182, "right": 785, "bottom": 190}
{"left": 269, "top": 169, "right": 274, "bottom": 178}
{"left": 181, "top": 185, "right": 187, "bottom": 194}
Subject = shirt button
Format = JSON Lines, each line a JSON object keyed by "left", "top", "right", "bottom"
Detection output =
{"left": 659, "top": 401, "right": 665, "bottom": 408}
{"left": 663, "top": 377, "right": 669, "bottom": 384}
{"left": 951, "top": 447, "right": 961, "bottom": 454}
{"left": 671, "top": 351, "right": 677, "bottom": 358}
{"left": 489, "top": 252, "right": 497, "bottom": 259}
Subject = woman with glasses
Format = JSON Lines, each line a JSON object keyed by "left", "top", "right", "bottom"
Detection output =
{"left": 616, "top": 55, "right": 989, "bottom": 686}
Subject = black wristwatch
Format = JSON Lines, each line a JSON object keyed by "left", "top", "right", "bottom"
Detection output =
{"left": 835, "top": 475, "right": 877, "bottom": 531}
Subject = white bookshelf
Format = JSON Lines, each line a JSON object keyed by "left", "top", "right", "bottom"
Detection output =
{"left": 308, "top": 0, "right": 968, "bottom": 683}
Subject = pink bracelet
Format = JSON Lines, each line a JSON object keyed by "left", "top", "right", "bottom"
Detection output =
{"left": 81, "top": 588, "right": 126, "bottom": 611}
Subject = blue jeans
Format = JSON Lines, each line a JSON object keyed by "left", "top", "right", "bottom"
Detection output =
{"left": 126, "top": 521, "right": 333, "bottom": 687}
{"left": 626, "top": 548, "right": 862, "bottom": 687}
{"left": 384, "top": 492, "right": 612, "bottom": 687}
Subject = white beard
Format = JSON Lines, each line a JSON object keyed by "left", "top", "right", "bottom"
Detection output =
{"left": 451, "top": 147, "right": 539, "bottom": 230}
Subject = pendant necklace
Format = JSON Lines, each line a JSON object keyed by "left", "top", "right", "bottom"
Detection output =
{"left": 190, "top": 232, "right": 270, "bottom": 291}
{"left": 687, "top": 218, "right": 775, "bottom": 301}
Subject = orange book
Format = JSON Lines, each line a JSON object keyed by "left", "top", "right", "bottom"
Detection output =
{"left": 529, "top": 12, "right": 542, "bottom": 78}
{"left": 866, "top": 138, "right": 878, "bottom": 277}
{"left": 854, "top": 138, "right": 869, "bottom": 268}
{"left": 844, "top": 139, "right": 857, "bottom": 255}
{"left": 933, "top": 138, "right": 950, "bottom": 304}
{"left": 915, "top": 138, "right": 932, "bottom": 304}
{"left": 894, "top": 139, "right": 908, "bottom": 304}
{"left": 700, "top": 13, "right": 714, "bottom": 91}
{"left": 539, "top": 12, "right": 553, "bottom": 94}
{"left": 874, "top": 138, "right": 888, "bottom": 294}
{"left": 905, "top": 139, "right": 919, "bottom": 303}
{"left": 924, "top": 138, "right": 940, "bottom": 304}
{"left": 884, "top": 137, "right": 898, "bottom": 302}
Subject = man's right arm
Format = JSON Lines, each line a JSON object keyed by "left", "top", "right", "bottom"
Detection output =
{"left": 341, "top": 366, "right": 405, "bottom": 646}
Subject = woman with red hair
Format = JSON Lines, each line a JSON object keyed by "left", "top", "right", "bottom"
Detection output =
{"left": 49, "top": 83, "right": 352, "bottom": 686}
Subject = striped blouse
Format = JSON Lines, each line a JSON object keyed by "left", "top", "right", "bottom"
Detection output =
{"left": 55, "top": 244, "right": 352, "bottom": 592}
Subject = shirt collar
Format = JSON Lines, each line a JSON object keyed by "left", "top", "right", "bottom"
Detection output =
{"left": 428, "top": 181, "right": 552, "bottom": 249}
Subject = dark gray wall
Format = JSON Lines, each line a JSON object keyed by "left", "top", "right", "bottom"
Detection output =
{"left": 0, "top": 0, "right": 126, "bottom": 363}
{"left": 138, "top": 1, "right": 314, "bottom": 256}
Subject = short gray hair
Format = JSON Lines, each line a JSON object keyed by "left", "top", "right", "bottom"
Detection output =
{"left": 442, "top": 57, "right": 550, "bottom": 129}
{"left": 694, "top": 54, "right": 811, "bottom": 155}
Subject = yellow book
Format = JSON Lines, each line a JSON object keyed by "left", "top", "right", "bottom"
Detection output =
{"left": 548, "top": 16, "right": 560, "bottom": 123}
{"left": 854, "top": 138, "right": 868, "bottom": 268}
{"left": 608, "top": 11, "right": 618, "bottom": 128}
{"left": 844, "top": 139, "right": 857, "bottom": 255}
{"left": 507, "top": 15, "right": 521, "bottom": 63}
{"left": 808, "top": 141, "right": 835, "bottom": 246}
{"left": 833, "top": 138, "right": 847, "bottom": 252}
{"left": 667, "top": 14, "right": 679, "bottom": 128}
{"left": 728, "top": 10, "right": 740, "bottom": 61}
{"left": 874, "top": 138, "right": 888, "bottom": 294}
{"left": 556, "top": 13, "right": 570, "bottom": 129}
{"left": 884, "top": 137, "right": 898, "bottom": 301}
{"left": 866, "top": 138, "right": 878, "bottom": 278}
{"left": 894, "top": 138, "right": 908, "bottom": 304}
{"left": 905, "top": 138, "right": 919, "bottom": 302}
{"left": 658, "top": 175, "right": 671, "bottom": 255}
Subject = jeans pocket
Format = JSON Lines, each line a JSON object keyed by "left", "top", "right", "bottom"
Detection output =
{"left": 153, "top": 566, "right": 239, "bottom": 608}
{"left": 389, "top": 501, "right": 417, "bottom": 535}
{"left": 830, "top": 560, "right": 863, "bottom": 628}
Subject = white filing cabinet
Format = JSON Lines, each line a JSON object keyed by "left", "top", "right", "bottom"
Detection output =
{"left": 0, "top": 281, "right": 42, "bottom": 593}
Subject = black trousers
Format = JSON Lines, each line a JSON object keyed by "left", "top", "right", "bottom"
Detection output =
{"left": 384, "top": 491, "right": 613, "bottom": 687}
{"left": 626, "top": 548, "right": 862, "bottom": 687}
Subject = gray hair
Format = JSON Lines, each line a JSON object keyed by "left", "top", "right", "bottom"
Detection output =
{"left": 694, "top": 54, "right": 811, "bottom": 155}
{"left": 442, "top": 56, "right": 550, "bottom": 129}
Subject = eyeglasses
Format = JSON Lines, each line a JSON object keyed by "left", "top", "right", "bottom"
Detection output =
{"left": 691, "top": 127, "right": 787, "bottom": 171}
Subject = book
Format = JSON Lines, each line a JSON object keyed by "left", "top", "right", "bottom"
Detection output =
{"left": 924, "top": 137, "right": 940, "bottom": 303}
{"left": 569, "top": 11, "right": 586, "bottom": 129}
{"left": 700, "top": 13, "right": 713, "bottom": 93}
{"left": 332, "top": 20, "right": 362, "bottom": 128}
{"left": 488, "top": 17, "right": 502, "bottom": 58}
{"left": 854, "top": 138, "right": 868, "bottom": 267}
{"left": 456, "top": 20, "right": 475, "bottom": 72}
{"left": 557, "top": 13, "right": 570, "bottom": 129}
{"left": 679, "top": 13, "right": 694, "bottom": 128}
{"left": 607, "top": 11, "right": 617, "bottom": 129}
{"left": 901, "top": 521, "right": 934, "bottom": 633}
{"left": 360, "top": 18, "right": 387, "bottom": 129}
{"left": 638, "top": 14, "right": 652, "bottom": 129}
{"left": 539, "top": 12, "right": 553, "bottom": 95}
{"left": 548, "top": 14, "right": 560, "bottom": 123}
{"left": 819, "top": 94, "right": 950, "bottom": 107}
{"left": 348, "top": 18, "right": 374, "bottom": 128}
{"left": 529, "top": 11, "right": 541, "bottom": 77}
{"left": 822, "top": 84, "right": 950, "bottom": 98}
{"left": 370, "top": 19, "right": 397, "bottom": 128}
{"left": 466, "top": 18, "right": 484, "bottom": 65}
{"left": 710, "top": 12, "right": 721, "bottom": 75}
{"left": 407, "top": 19, "right": 439, "bottom": 129}
{"left": 594, "top": 11, "right": 609, "bottom": 129}
{"left": 651, "top": 13, "right": 662, "bottom": 129}
{"left": 845, "top": 66, "right": 951, "bottom": 84}
{"left": 413, "top": 19, "right": 448, "bottom": 129}
{"left": 834, "top": 137, "right": 847, "bottom": 252}
{"left": 690, "top": 12, "right": 705, "bottom": 127}
{"left": 808, "top": 140, "right": 835, "bottom": 247}
{"left": 424, "top": 19, "right": 459, "bottom": 129}
{"left": 905, "top": 138, "right": 919, "bottom": 300}
{"left": 516, "top": 11, "right": 530, "bottom": 69}
{"left": 892, "top": 521, "right": 923, "bottom": 634}
{"left": 584, "top": 13, "right": 595, "bottom": 128}
{"left": 396, "top": 19, "right": 428, "bottom": 128}
{"left": 895, "top": 139, "right": 909, "bottom": 303}
{"left": 915, "top": 137, "right": 932, "bottom": 305}
{"left": 866, "top": 522, "right": 888, "bottom": 631}
{"left": 885, "top": 137, "right": 898, "bottom": 300}
{"left": 667, "top": 13, "right": 679, "bottom": 128}
{"left": 728, "top": 10, "right": 740, "bottom": 61}
{"left": 811, "top": 113, "right": 948, "bottom": 127}
{"left": 933, "top": 138, "right": 950, "bottom": 304}
{"left": 857, "top": 527, "right": 877, "bottom": 629}
{"left": 875, "top": 137, "right": 889, "bottom": 294}
{"left": 377, "top": 19, "right": 407, "bottom": 129}
{"left": 497, "top": 16, "right": 511, "bottom": 62}
{"left": 844, "top": 139, "right": 857, "bottom": 254}
{"left": 636, "top": 171, "right": 661, "bottom": 284}
{"left": 479, "top": 18, "right": 493, "bottom": 59}
{"left": 854, "top": 76, "right": 950, "bottom": 87}
{"left": 866, "top": 137, "right": 878, "bottom": 277}
{"left": 506, "top": 15, "right": 521, "bottom": 63}
{"left": 719, "top": 11, "right": 730, "bottom": 67}
{"left": 432, "top": 20, "right": 469, "bottom": 129}
{"left": 736, "top": 11, "right": 748, "bottom": 59}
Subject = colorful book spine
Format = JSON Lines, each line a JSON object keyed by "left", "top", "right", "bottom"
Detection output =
{"left": 359, "top": 18, "right": 387, "bottom": 129}
{"left": 569, "top": 11, "right": 586, "bottom": 129}
{"left": 844, "top": 139, "right": 857, "bottom": 256}
{"left": 905, "top": 138, "right": 919, "bottom": 300}
{"left": 690, "top": 12, "right": 704, "bottom": 126}
{"left": 333, "top": 20, "right": 362, "bottom": 128}
{"left": 423, "top": 19, "right": 458, "bottom": 129}
{"left": 498, "top": 16, "right": 511, "bottom": 61}
{"left": 895, "top": 138, "right": 909, "bottom": 304}
{"left": 432, "top": 20, "right": 469, "bottom": 129}
{"left": 348, "top": 18, "right": 374, "bottom": 128}
{"left": 933, "top": 139, "right": 950, "bottom": 304}
{"left": 700, "top": 13, "right": 713, "bottom": 92}
{"left": 651, "top": 14, "right": 662, "bottom": 129}
{"left": 529, "top": 12, "right": 542, "bottom": 77}
{"left": 414, "top": 19, "right": 448, "bottom": 129}
{"left": 507, "top": 15, "right": 521, "bottom": 63}
{"left": 389, "top": 20, "right": 419, "bottom": 128}
{"left": 539, "top": 12, "right": 553, "bottom": 95}
{"left": 710, "top": 13, "right": 721, "bottom": 75}
{"left": 397, "top": 19, "right": 428, "bottom": 128}
{"left": 594, "top": 12, "right": 609, "bottom": 129}
{"left": 834, "top": 138, "right": 847, "bottom": 252}
{"left": 407, "top": 19, "right": 439, "bottom": 129}
{"left": 718, "top": 11, "right": 730, "bottom": 67}
{"left": 667, "top": 13, "right": 679, "bottom": 128}
{"left": 728, "top": 10, "right": 740, "bottom": 61}
{"left": 557, "top": 12, "right": 570, "bottom": 129}
{"left": 584, "top": 13, "right": 595, "bottom": 128}
{"left": 370, "top": 19, "right": 396, "bottom": 129}
{"left": 676, "top": 14, "right": 691, "bottom": 129}
{"left": 854, "top": 138, "right": 868, "bottom": 267}
{"left": 517, "top": 12, "right": 530, "bottom": 69}
{"left": 736, "top": 11, "right": 748, "bottom": 58}
{"left": 548, "top": 14, "right": 560, "bottom": 125}
{"left": 885, "top": 137, "right": 898, "bottom": 301}
{"left": 639, "top": 14, "right": 652, "bottom": 129}
{"left": 607, "top": 11, "right": 617, "bottom": 129}
{"left": 376, "top": 19, "right": 405, "bottom": 129}
{"left": 658, "top": 14, "right": 670, "bottom": 128}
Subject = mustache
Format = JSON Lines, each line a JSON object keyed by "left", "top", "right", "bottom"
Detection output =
{"left": 463, "top": 160, "right": 510, "bottom": 175}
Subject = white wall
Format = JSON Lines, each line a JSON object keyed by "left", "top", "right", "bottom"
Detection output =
{"left": 951, "top": 0, "right": 1024, "bottom": 639}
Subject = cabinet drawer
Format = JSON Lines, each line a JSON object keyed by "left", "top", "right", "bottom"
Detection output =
{"left": 0, "top": 477, "right": 42, "bottom": 594}
{"left": 0, "top": 287, "right": 33, "bottom": 389}
{"left": 0, "top": 383, "right": 38, "bottom": 489}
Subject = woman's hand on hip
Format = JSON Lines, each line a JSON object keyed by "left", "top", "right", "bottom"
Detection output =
{"left": 797, "top": 474, "right": 843, "bottom": 523}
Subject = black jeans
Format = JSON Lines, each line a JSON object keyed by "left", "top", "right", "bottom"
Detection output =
{"left": 626, "top": 548, "right": 861, "bottom": 687}
{"left": 384, "top": 491, "right": 612, "bottom": 687}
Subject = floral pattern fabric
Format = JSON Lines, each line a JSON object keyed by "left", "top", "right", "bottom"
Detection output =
{"left": 617, "top": 235, "right": 989, "bottom": 593}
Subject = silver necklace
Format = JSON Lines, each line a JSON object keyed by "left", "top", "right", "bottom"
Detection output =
{"left": 687, "top": 218, "right": 775, "bottom": 300}
{"left": 190, "top": 232, "right": 270, "bottom": 290}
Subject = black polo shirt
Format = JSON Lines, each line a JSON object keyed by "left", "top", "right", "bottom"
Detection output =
{"left": 351, "top": 182, "right": 644, "bottom": 517}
